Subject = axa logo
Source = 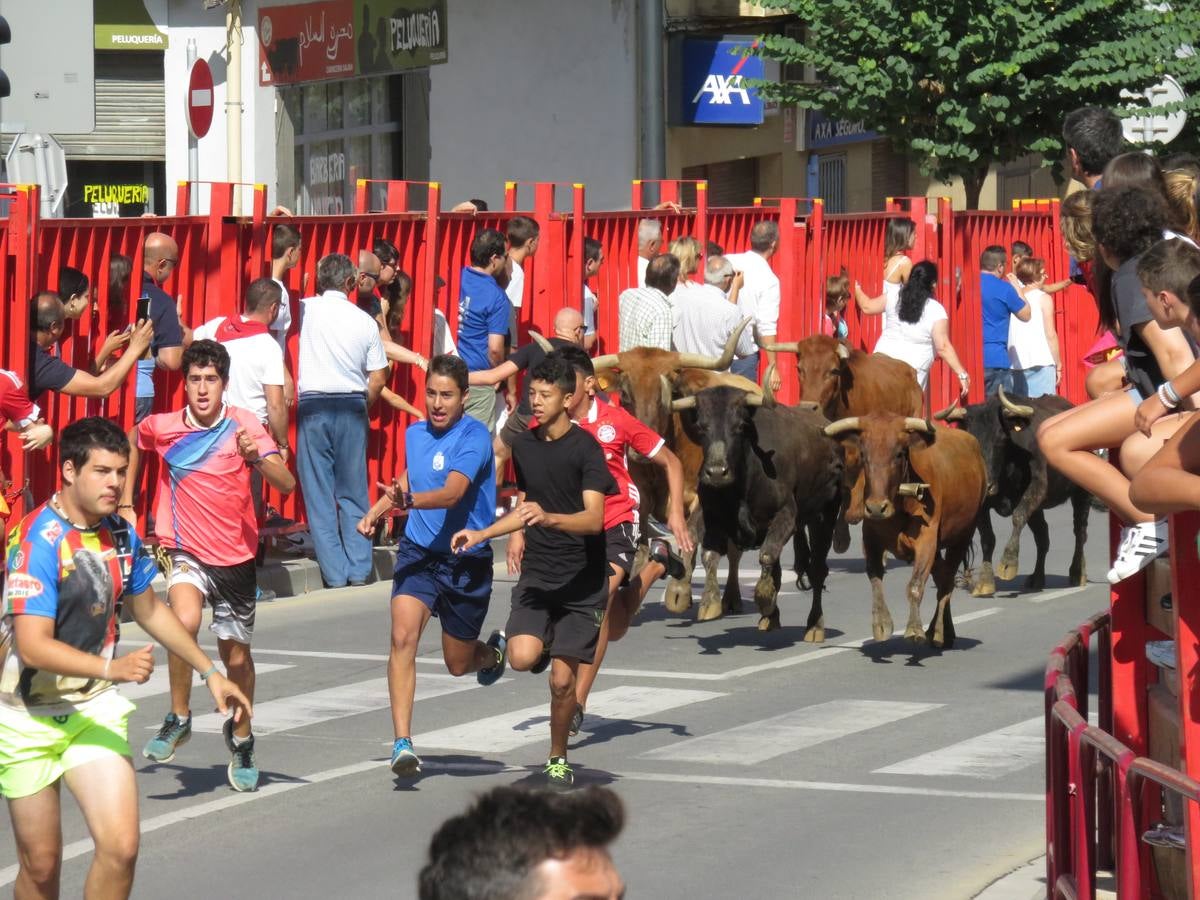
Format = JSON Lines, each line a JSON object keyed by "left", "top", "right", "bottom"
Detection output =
{"left": 693, "top": 74, "right": 751, "bottom": 106}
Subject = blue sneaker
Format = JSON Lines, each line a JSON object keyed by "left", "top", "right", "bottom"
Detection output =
{"left": 391, "top": 737, "right": 421, "bottom": 776}
{"left": 142, "top": 712, "right": 191, "bottom": 763}
{"left": 223, "top": 717, "right": 259, "bottom": 792}
{"left": 477, "top": 630, "right": 507, "bottom": 686}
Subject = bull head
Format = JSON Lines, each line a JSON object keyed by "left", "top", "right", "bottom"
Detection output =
{"left": 675, "top": 385, "right": 763, "bottom": 487}
{"left": 764, "top": 334, "right": 849, "bottom": 417}
{"left": 933, "top": 400, "right": 967, "bottom": 422}
{"left": 997, "top": 387, "right": 1035, "bottom": 431}
{"left": 823, "top": 414, "right": 934, "bottom": 520}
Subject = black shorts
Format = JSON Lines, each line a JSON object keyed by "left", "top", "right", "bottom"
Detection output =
{"left": 166, "top": 550, "right": 257, "bottom": 644}
{"left": 606, "top": 522, "right": 638, "bottom": 585}
{"left": 506, "top": 570, "right": 609, "bottom": 664}
{"left": 497, "top": 409, "right": 533, "bottom": 448}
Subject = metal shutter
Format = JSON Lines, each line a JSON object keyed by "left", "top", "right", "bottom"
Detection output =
{"left": 55, "top": 53, "right": 164, "bottom": 161}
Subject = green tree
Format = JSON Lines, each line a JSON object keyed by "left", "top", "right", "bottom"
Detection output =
{"left": 753, "top": 0, "right": 1200, "bottom": 208}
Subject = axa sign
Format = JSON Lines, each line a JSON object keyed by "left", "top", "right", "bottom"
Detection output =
{"left": 681, "top": 39, "right": 764, "bottom": 126}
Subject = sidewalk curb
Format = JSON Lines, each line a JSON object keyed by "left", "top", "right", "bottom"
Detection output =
{"left": 972, "top": 857, "right": 1045, "bottom": 900}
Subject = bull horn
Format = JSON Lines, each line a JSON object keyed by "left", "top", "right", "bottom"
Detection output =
{"left": 676, "top": 316, "right": 753, "bottom": 371}
{"left": 904, "top": 417, "right": 935, "bottom": 434}
{"left": 659, "top": 374, "right": 673, "bottom": 412}
{"left": 998, "top": 386, "right": 1034, "bottom": 419}
{"left": 933, "top": 400, "right": 962, "bottom": 421}
{"left": 823, "top": 417, "right": 862, "bottom": 437}
{"left": 745, "top": 392, "right": 765, "bottom": 407}
{"left": 590, "top": 353, "right": 620, "bottom": 371}
{"left": 760, "top": 364, "right": 778, "bottom": 407}
{"left": 671, "top": 395, "right": 697, "bottom": 412}
{"left": 528, "top": 330, "right": 554, "bottom": 353}
{"left": 762, "top": 341, "right": 802, "bottom": 354}
{"left": 836, "top": 342, "right": 850, "bottom": 360}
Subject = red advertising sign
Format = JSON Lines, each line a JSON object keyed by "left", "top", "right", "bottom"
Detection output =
{"left": 258, "top": 1, "right": 356, "bottom": 86}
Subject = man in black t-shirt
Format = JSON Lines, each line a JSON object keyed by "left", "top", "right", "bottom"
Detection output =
{"left": 453, "top": 355, "right": 615, "bottom": 790}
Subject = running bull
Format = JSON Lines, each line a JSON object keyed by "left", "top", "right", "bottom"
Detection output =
{"left": 672, "top": 374, "right": 842, "bottom": 636}
{"left": 824, "top": 413, "right": 987, "bottom": 648}
{"left": 935, "top": 388, "right": 1090, "bottom": 596}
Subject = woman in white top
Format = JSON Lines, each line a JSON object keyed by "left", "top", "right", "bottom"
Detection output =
{"left": 1007, "top": 257, "right": 1061, "bottom": 397}
{"left": 668, "top": 235, "right": 705, "bottom": 328}
{"left": 854, "top": 217, "right": 916, "bottom": 311}
{"left": 857, "top": 260, "right": 971, "bottom": 395}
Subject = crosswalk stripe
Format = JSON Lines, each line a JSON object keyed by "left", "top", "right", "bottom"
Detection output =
{"left": 873, "top": 716, "right": 1043, "bottom": 779}
{"left": 639, "top": 699, "right": 942, "bottom": 765}
{"left": 120, "top": 663, "right": 294, "bottom": 701}
{"left": 188, "top": 674, "right": 480, "bottom": 735}
{"left": 419, "top": 685, "right": 725, "bottom": 753}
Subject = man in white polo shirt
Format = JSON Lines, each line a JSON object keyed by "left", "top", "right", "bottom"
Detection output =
{"left": 726, "top": 221, "right": 782, "bottom": 389}
{"left": 296, "top": 254, "right": 389, "bottom": 588}
{"left": 673, "top": 255, "right": 755, "bottom": 367}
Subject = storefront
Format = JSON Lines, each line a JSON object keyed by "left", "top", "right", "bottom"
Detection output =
{"left": 258, "top": 0, "right": 444, "bottom": 213}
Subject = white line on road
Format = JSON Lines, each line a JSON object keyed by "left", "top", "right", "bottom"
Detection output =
{"left": 419, "top": 685, "right": 725, "bottom": 752}
{"left": 640, "top": 699, "right": 942, "bottom": 765}
{"left": 188, "top": 674, "right": 480, "bottom": 735}
{"left": 119, "top": 664, "right": 294, "bottom": 701}
{"left": 874, "top": 716, "right": 1043, "bottom": 780}
{"left": 1023, "top": 586, "right": 1088, "bottom": 605}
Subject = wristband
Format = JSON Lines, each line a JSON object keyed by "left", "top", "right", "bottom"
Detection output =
{"left": 199, "top": 664, "right": 218, "bottom": 682}
{"left": 957, "top": 372, "right": 969, "bottom": 381}
{"left": 1158, "top": 383, "right": 1180, "bottom": 410}
{"left": 402, "top": 491, "right": 415, "bottom": 510}
{"left": 117, "top": 504, "right": 135, "bottom": 510}
{"left": 1163, "top": 380, "right": 1181, "bottom": 406}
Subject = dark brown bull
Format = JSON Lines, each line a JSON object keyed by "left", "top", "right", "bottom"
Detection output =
{"left": 591, "top": 319, "right": 758, "bottom": 614}
{"left": 824, "top": 413, "right": 987, "bottom": 648}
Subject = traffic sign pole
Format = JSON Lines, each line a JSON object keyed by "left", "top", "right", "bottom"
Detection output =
{"left": 187, "top": 39, "right": 198, "bottom": 214}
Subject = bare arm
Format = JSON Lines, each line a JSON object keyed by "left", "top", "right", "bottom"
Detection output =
{"left": 583, "top": 333, "right": 597, "bottom": 352}
{"left": 1043, "top": 278, "right": 1073, "bottom": 294}
{"left": 381, "top": 387, "right": 424, "bottom": 419}
{"left": 1041, "top": 295, "right": 1062, "bottom": 372}
{"left": 931, "top": 320, "right": 967, "bottom": 377}
{"left": 650, "top": 446, "right": 694, "bottom": 554}
{"left": 156, "top": 345, "right": 183, "bottom": 372}
{"left": 487, "top": 334, "right": 506, "bottom": 368}
{"left": 853, "top": 283, "right": 888, "bottom": 316}
{"left": 1138, "top": 319, "right": 1196, "bottom": 382}
{"left": 62, "top": 320, "right": 154, "bottom": 399}
{"left": 540, "top": 489, "right": 606, "bottom": 534}
{"left": 255, "top": 455, "right": 295, "bottom": 494}
{"left": 366, "top": 367, "right": 387, "bottom": 407}
{"left": 468, "top": 360, "right": 520, "bottom": 387}
{"left": 382, "top": 339, "right": 427, "bottom": 369}
{"left": 263, "top": 383, "right": 290, "bottom": 462}
{"left": 1129, "top": 415, "right": 1200, "bottom": 513}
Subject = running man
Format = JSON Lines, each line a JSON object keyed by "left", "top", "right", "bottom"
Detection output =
{"left": 551, "top": 346, "right": 690, "bottom": 735}
{"left": 0, "top": 417, "right": 249, "bottom": 899}
{"left": 453, "top": 355, "right": 616, "bottom": 789}
{"left": 356, "top": 355, "right": 507, "bottom": 777}
{"left": 121, "top": 340, "right": 294, "bottom": 792}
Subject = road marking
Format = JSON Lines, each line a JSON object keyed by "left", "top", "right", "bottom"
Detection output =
{"left": 874, "top": 716, "right": 1043, "bottom": 779}
{"left": 640, "top": 700, "right": 942, "bottom": 764}
{"left": 188, "top": 674, "right": 480, "bottom": 735}
{"left": 1025, "top": 585, "right": 1089, "bottom": 605}
{"left": 204, "top": 646, "right": 390, "bottom": 661}
{"left": 419, "top": 685, "right": 724, "bottom": 752}
{"left": 119, "top": 664, "right": 294, "bottom": 701}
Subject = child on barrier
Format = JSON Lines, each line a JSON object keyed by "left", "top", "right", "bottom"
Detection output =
{"left": 822, "top": 269, "right": 851, "bottom": 339}
{"left": 1037, "top": 187, "right": 1197, "bottom": 584}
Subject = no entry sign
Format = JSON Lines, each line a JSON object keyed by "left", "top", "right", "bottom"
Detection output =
{"left": 187, "top": 59, "right": 214, "bottom": 139}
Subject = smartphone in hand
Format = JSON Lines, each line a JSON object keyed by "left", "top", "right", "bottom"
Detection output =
{"left": 136, "top": 295, "right": 151, "bottom": 323}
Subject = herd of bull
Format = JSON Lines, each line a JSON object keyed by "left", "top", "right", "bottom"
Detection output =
{"left": 584, "top": 320, "right": 1092, "bottom": 650}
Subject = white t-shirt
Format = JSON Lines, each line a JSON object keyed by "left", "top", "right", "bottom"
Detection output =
{"left": 297, "top": 290, "right": 388, "bottom": 395}
{"left": 270, "top": 278, "right": 292, "bottom": 352}
{"left": 637, "top": 255, "right": 649, "bottom": 289}
{"left": 433, "top": 308, "right": 457, "bottom": 357}
{"left": 873, "top": 291, "right": 948, "bottom": 389}
{"left": 725, "top": 251, "right": 780, "bottom": 340}
{"left": 583, "top": 284, "right": 598, "bottom": 337}
{"left": 1008, "top": 287, "right": 1055, "bottom": 369}
{"left": 193, "top": 316, "right": 286, "bottom": 423}
{"left": 673, "top": 283, "right": 756, "bottom": 363}
{"left": 505, "top": 260, "right": 525, "bottom": 308}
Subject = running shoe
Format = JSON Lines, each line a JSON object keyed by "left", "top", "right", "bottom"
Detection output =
{"left": 1147, "top": 640, "right": 1177, "bottom": 671}
{"left": 650, "top": 539, "right": 686, "bottom": 580}
{"left": 390, "top": 737, "right": 422, "bottom": 776}
{"left": 1143, "top": 823, "right": 1186, "bottom": 849}
{"left": 478, "top": 630, "right": 507, "bottom": 686}
{"left": 223, "top": 718, "right": 259, "bottom": 792}
{"left": 569, "top": 703, "right": 584, "bottom": 737}
{"left": 1107, "top": 520, "right": 1168, "bottom": 584}
{"left": 256, "top": 585, "right": 277, "bottom": 603}
{"left": 142, "top": 712, "right": 192, "bottom": 763}
{"left": 529, "top": 647, "right": 552, "bottom": 675}
{"left": 644, "top": 516, "right": 674, "bottom": 540}
{"left": 543, "top": 756, "right": 574, "bottom": 790}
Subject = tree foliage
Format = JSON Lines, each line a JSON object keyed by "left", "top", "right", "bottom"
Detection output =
{"left": 753, "top": 0, "right": 1200, "bottom": 207}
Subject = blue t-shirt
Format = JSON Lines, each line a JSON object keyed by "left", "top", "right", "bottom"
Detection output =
{"left": 456, "top": 267, "right": 510, "bottom": 372}
{"left": 981, "top": 273, "right": 1026, "bottom": 369}
{"left": 403, "top": 414, "right": 496, "bottom": 554}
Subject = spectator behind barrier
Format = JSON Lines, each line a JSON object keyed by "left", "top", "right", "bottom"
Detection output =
{"left": 57, "top": 267, "right": 91, "bottom": 321}
{"left": 505, "top": 217, "right": 540, "bottom": 337}
{"left": 636, "top": 219, "right": 663, "bottom": 287}
{"left": 28, "top": 292, "right": 153, "bottom": 405}
{"left": 1063, "top": 106, "right": 1124, "bottom": 189}
{"left": 618, "top": 254, "right": 678, "bottom": 352}
{"left": 134, "top": 232, "right": 187, "bottom": 423}
{"left": 979, "top": 245, "right": 1031, "bottom": 396}
{"left": 582, "top": 237, "right": 603, "bottom": 351}
{"left": 667, "top": 235, "right": 703, "bottom": 322}
{"left": 823, "top": 269, "right": 850, "bottom": 339}
{"left": 673, "top": 255, "right": 753, "bottom": 366}
{"left": 418, "top": 786, "right": 625, "bottom": 900}
{"left": 727, "top": 221, "right": 783, "bottom": 388}
{"left": 457, "top": 228, "right": 511, "bottom": 432}
{"left": 1008, "top": 257, "right": 1063, "bottom": 397}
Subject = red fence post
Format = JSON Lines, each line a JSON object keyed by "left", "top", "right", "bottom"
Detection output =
{"left": 1169, "top": 510, "right": 1200, "bottom": 894}
{"left": 694, "top": 181, "right": 708, "bottom": 283}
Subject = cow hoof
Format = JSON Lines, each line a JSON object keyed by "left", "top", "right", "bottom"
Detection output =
{"left": 995, "top": 558, "right": 1018, "bottom": 581}
{"left": 723, "top": 591, "right": 744, "bottom": 614}
{"left": 663, "top": 580, "right": 693, "bottom": 614}
{"left": 795, "top": 572, "right": 812, "bottom": 591}
{"left": 904, "top": 624, "right": 926, "bottom": 643}
{"left": 1069, "top": 566, "right": 1086, "bottom": 587}
{"left": 832, "top": 519, "right": 851, "bottom": 554}
{"left": 871, "top": 618, "right": 893, "bottom": 642}
{"left": 971, "top": 581, "right": 996, "bottom": 598}
{"left": 1023, "top": 574, "right": 1045, "bottom": 593}
{"left": 696, "top": 601, "right": 723, "bottom": 622}
{"left": 803, "top": 625, "right": 825, "bottom": 643}
{"left": 757, "top": 610, "right": 781, "bottom": 632}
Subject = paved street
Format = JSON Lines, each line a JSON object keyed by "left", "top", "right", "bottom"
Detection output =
{"left": 0, "top": 504, "right": 1110, "bottom": 898}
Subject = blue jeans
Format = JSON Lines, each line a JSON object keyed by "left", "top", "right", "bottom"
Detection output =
{"left": 983, "top": 367, "right": 1014, "bottom": 397}
{"left": 297, "top": 393, "right": 373, "bottom": 587}
{"left": 1012, "top": 365, "right": 1056, "bottom": 398}
{"left": 729, "top": 351, "right": 759, "bottom": 380}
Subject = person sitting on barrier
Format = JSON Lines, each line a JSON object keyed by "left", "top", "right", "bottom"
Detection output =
{"left": 673, "top": 255, "right": 753, "bottom": 367}
{"left": 1038, "top": 187, "right": 1196, "bottom": 584}
{"left": 28, "top": 292, "right": 154, "bottom": 406}
{"left": 618, "top": 254, "right": 678, "bottom": 352}
{"left": 1008, "top": 257, "right": 1063, "bottom": 397}
{"left": 134, "top": 233, "right": 187, "bottom": 423}
{"left": 636, "top": 218, "right": 663, "bottom": 288}
{"left": 582, "top": 237, "right": 603, "bottom": 352}
{"left": 727, "top": 221, "right": 783, "bottom": 387}
{"left": 822, "top": 269, "right": 850, "bottom": 339}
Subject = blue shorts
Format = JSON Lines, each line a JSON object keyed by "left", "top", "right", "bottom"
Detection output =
{"left": 391, "top": 537, "right": 494, "bottom": 641}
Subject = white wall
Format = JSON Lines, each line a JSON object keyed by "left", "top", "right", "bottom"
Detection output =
{"left": 427, "top": 0, "right": 638, "bottom": 210}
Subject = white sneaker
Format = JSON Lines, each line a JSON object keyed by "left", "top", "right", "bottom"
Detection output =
{"left": 1146, "top": 640, "right": 1177, "bottom": 670}
{"left": 1107, "top": 520, "right": 1168, "bottom": 584}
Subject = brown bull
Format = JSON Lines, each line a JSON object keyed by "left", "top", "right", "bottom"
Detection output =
{"left": 591, "top": 319, "right": 758, "bottom": 614}
{"left": 824, "top": 413, "right": 987, "bottom": 649}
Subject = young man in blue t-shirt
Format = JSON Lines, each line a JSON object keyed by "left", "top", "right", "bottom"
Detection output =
{"left": 979, "top": 245, "right": 1031, "bottom": 396}
{"left": 357, "top": 355, "right": 506, "bottom": 777}
{"left": 456, "top": 228, "right": 511, "bottom": 431}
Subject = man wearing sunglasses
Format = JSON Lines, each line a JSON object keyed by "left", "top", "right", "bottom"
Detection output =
{"left": 134, "top": 233, "right": 186, "bottom": 423}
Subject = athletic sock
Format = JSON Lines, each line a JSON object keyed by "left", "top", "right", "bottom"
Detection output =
{"left": 231, "top": 732, "right": 252, "bottom": 747}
